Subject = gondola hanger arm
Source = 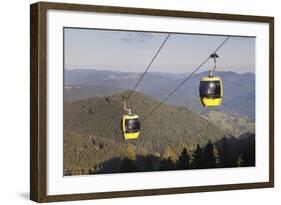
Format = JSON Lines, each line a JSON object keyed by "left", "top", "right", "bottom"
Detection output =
{"left": 209, "top": 52, "right": 219, "bottom": 76}
{"left": 123, "top": 98, "right": 132, "bottom": 115}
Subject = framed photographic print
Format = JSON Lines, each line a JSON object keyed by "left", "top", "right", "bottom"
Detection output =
{"left": 30, "top": 1, "right": 274, "bottom": 202}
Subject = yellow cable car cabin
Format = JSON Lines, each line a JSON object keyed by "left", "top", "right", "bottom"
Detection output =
{"left": 199, "top": 75, "right": 223, "bottom": 107}
{"left": 121, "top": 114, "right": 140, "bottom": 140}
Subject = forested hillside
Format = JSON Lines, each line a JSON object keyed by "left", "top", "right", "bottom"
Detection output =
{"left": 64, "top": 91, "right": 255, "bottom": 175}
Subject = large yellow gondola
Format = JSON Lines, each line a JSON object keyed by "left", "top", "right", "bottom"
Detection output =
{"left": 199, "top": 53, "right": 223, "bottom": 107}
{"left": 121, "top": 99, "right": 140, "bottom": 140}
{"left": 199, "top": 76, "right": 223, "bottom": 107}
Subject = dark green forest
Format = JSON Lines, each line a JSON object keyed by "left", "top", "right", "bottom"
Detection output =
{"left": 64, "top": 136, "right": 255, "bottom": 175}
{"left": 120, "top": 138, "right": 255, "bottom": 173}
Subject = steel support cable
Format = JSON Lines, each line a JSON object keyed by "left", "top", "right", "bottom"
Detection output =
{"left": 142, "top": 36, "right": 230, "bottom": 122}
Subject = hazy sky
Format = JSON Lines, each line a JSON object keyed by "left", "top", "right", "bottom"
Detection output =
{"left": 64, "top": 28, "right": 255, "bottom": 74}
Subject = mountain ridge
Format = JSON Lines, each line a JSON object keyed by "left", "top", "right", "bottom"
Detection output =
{"left": 64, "top": 69, "right": 255, "bottom": 120}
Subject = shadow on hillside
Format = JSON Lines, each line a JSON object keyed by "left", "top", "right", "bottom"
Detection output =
{"left": 64, "top": 133, "right": 255, "bottom": 176}
{"left": 215, "top": 133, "right": 255, "bottom": 167}
{"left": 88, "top": 155, "right": 162, "bottom": 174}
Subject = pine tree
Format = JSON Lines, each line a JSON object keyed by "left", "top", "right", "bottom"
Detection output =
{"left": 159, "top": 157, "right": 175, "bottom": 171}
{"left": 144, "top": 156, "right": 155, "bottom": 171}
{"left": 191, "top": 144, "right": 204, "bottom": 169}
{"left": 238, "top": 144, "right": 255, "bottom": 167}
{"left": 203, "top": 140, "right": 218, "bottom": 168}
{"left": 219, "top": 136, "right": 231, "bottom": 167}
{"left": 237, "top": 154, "right": 245, "bottom": 167}
{"left": 177, "top": 148, "right": 190, "bottom": 170}
{"left": 120, "top": 158, "right": 138, "bottom": 172}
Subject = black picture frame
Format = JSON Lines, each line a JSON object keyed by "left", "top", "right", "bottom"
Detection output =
{"left": 30, "top": 1, "right": 274, "bottom": 202}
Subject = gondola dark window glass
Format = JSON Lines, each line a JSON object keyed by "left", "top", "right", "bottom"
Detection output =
{"left": 199, "top": 80, "right": 221, "bottom": 98}
{"left": 125, "top": 119, "right": 140, "bottom": 133}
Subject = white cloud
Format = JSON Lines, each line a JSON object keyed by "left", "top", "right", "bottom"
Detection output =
{"left": 121, "top": 32, "right": 164, "bottom": 43}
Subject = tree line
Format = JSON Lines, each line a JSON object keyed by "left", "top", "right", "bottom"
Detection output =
{"left": 120, "top": 137, "right": 255, "bottom": 173}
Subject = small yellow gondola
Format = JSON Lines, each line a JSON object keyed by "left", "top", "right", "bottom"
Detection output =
{"left": 121, "top": 98, "right": 140, "bottom": 140}
{"left": 121, "top": 114, "right": 140, "bottom": 140}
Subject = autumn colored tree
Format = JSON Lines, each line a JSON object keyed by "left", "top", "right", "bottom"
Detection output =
{"left": 120, "top": 144, "right": 138, "bottom": 172}
{"left": 163, "top": 145, "right": 178, "bottom": 163}
{"left": 123, "top": 144, "right": 137, "bottom": 160}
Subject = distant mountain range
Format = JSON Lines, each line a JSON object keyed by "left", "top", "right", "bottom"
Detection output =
{"left": 64, "top": 69, "right": 255, "bottom": 120}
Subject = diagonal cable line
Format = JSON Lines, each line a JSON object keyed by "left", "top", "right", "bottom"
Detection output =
{"left": 142, "top": 36, "right": 230, "bottom": 122}
{"left": 101, "top": 33, "right": 171, "bottom": 133}
{"left": 126, "top": 33, "right": 171, "bottom": 100}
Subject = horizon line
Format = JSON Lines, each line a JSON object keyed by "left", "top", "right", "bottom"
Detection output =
{"left": 64, "top": 68, "right": 255, "bottom": 75}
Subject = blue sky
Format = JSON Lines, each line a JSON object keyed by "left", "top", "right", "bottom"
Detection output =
{"left": 64, "top": 28, "right": 255, "bottom": 74}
